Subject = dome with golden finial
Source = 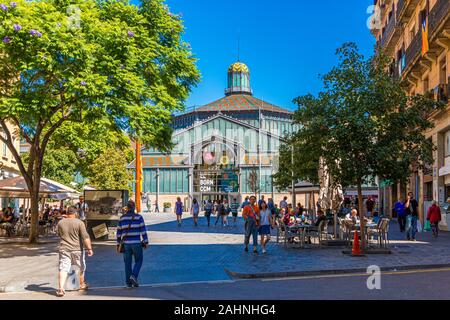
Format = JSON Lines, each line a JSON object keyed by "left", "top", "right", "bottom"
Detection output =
{"left": 225, "top": 61, "right": 252, "bottom": 96}
{"left": 228, "top": 62, "right": 249, "bottom": 73}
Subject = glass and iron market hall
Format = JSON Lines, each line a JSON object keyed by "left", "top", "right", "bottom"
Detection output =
{"left": 129, "top": 61, "right": 299, "bottom": 207}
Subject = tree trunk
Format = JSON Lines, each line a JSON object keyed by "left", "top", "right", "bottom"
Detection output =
{"left": 357, "top": 180, "right": 366, "bottom": 251}
{"left": 28, "top": 150, "right": 43, "bottom": 244}
{"left": 28, "top": 191, "right": 40, "bottom": 243}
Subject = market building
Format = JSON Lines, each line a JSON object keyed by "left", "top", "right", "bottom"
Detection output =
{"left": 372, "top": 0, "right": 450, "bottom": 226}
{"left": 129, "top": 61, "right": 306, "bottom": 210}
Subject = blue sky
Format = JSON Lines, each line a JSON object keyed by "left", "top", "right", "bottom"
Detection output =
{"left": 134, "top": 0, "right": 376, "bottom": 111}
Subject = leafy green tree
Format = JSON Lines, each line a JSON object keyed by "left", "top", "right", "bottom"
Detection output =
{"left": 87, "top": 147, "right": 133, "bottom": 191}
{"left": 276, "top": 43, "right": 438, "bottom": 249}
{"left": 23, "top": 146, "right": 79, "bottom": 187}
{"left": 0, "top": 0, "right": 199, "bottom": 242}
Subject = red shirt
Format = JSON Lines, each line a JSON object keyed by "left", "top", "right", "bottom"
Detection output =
{"left": 242, "top": 205, "right": 260, "bottom": 224}
{"left": 427, "top": 205, "right": 441, "bottom": 223}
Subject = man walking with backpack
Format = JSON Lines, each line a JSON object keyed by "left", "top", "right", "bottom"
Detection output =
{"left": 117, "top": 200, "right": 149, "bottom": 289}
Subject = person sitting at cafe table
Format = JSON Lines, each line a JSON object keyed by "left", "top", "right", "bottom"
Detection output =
{"left": 345, "top": 209, "right": 360, "bottom": 224}
{"left": 304, "top": 210, "right": 327, "bottom": 244}
{"left": 0, "top": 207, "right": 15, "bottom": 237}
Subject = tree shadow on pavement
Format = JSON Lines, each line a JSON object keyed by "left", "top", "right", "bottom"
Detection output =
{"left": 0, "top": 242, "right": 58, "bottom": 259}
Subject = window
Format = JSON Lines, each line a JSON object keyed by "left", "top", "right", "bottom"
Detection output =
{"left": 2, "top": 133, "right": 6, "bottom": 157}
{"left": 445, "top": 131, "right": 450, "bottom": 157}
{"left": 423, "top": 76, "right": 429, "bottom": 94}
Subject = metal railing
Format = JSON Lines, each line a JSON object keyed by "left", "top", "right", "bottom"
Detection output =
{"left": 404, "top": 30, "right": 422, "bottom": 73}
{"left": 429, "top": 0, "right": 450, "bottom": 37}
{"left": 380, "top": 14, "right": 397, "bottom": 48}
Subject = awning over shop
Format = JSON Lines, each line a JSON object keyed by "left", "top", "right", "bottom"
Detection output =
{"left": 0, "top": 176, "right": 80, "bottom": 199}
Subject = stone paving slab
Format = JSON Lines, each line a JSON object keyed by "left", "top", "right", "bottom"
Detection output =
{"left": 1, "top": 212, "right": 450, "bottom": 294}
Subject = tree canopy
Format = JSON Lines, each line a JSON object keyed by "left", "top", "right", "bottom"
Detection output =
{"left": 274, "top": 43, "right": 440, "bottom": 248}
{"left": 0, "top": 0, "right": 199, "bottom": 242}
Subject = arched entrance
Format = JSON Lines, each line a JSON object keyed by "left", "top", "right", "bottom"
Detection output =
{"left": 191, "top": 136, "right": 243, "bottom": 206}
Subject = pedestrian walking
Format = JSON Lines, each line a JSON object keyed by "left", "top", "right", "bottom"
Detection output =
{"left": 175, "top": 197, "right": 183, "bottom": 227}
{"left": 75, "top": 195, "right": 89, "bottom": 227}
{"left": 215, "top": 200, "right": 225, "bottom": 226}
{"left": 258, "top": 201, "right": 274, "bottom": 254}
{"left": 241, "top": 197, "right": 250, "bottom": 210}
{"left": 279, "top": 196, "right": 288, "bottom": 211}
{"left": 366, "top": 196, "right": 375, "bottom": 217}
{"left": 116, "top": 200, "right": 149, "bottom": 289}
{"left": 56, "top": 206, "right": 93, "bottom": 297}
{"left": 242, "top": 196, "right": 261, "bottom": 254}
{"left": 394, "top": 198, "right": 406, "bottom": 232}
{"left": 405, "top": 192, "right": 419, "bottom": 241}
{"left": 223, "top": 199, "right": 231, "bottom": 227}
{"left": 230, "top": 198, "right": 239, "bottom": 226}
{"left": 268, "top": 198, "right": 276, "bottom": 217}
{"left": 258, "top": 195, "right": 265, "bottom": 208}
{"left": 204, "top": 200, "right": 213, "bottom": 227}
{"left": 427, "top": 201, "right": 442, "bottom": 238}
{"left": 191, "top": 198, "right": 200, "bottom": 227}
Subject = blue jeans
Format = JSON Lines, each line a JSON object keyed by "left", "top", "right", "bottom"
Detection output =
{"left": 407, "top": 216, "right": 418, "bottom": 239}
{"left": 244, "top": 219, "right": 258, "bottom": 247}
{"left": 123, "top": 243, "right": 144, "bottom": 285}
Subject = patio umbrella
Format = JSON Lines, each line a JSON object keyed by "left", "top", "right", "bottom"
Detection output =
{"left": 0, "top": 176, "right": 80, "bottom": 199}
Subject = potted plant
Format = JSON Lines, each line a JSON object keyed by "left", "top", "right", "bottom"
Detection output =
{"left": 163, "top": 202, "right": 172, "bottom": 213}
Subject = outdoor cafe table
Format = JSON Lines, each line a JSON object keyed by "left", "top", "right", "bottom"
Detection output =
{"left": 353, "top": 221, "right": 379, "bottom": 246}
{"left": 287, "top": 224, "right": 313, "bottom": 248}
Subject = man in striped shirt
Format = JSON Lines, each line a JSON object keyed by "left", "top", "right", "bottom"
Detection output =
{"left": 116, "top": 200, "right": 149, "bottom": 288}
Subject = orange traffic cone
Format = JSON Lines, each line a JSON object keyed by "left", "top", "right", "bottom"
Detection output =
{"left": 352, "top": 230, "right": 361, "bottom": 256}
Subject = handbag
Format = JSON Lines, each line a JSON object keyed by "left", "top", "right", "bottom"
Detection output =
{"left": 117, "top": 214, "right": 136, "bottom": 253}
{"left": 424, "top": 220, "right": 431, "bottom": 232}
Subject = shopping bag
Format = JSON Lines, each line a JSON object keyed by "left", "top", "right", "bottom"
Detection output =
{"left": 424, "top": 220, "right": 431, "bottom": 232}
{"left": 416, "top": 219, "right": 423, "bottom": 233}
{"left": 65, "top": 265, "right": 80, "bottom": 291}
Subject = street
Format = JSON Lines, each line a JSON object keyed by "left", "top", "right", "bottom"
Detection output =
{"left": 2, "top": 211, "right": 450, "bottom": 300}
{"left": 1, "top": 267, "right": 449, "bottom": 300}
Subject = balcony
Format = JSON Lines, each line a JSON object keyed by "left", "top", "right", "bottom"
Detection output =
{"left": 396, "top": 0, "right": 421, "bottom": 24}
{"left": 432, "top": 83, "right": 449, "bottom": 104}
{"left": 403, "top": 30, "right": 422, "bottom": 73}
{"left": 428, "top": 0, "right": 450, "bottom": 39}
{"left": 381, "top": 15, "right": 398, "bottom": 49}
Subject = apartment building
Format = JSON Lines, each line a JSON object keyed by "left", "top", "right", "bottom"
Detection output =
{"left": 0, "top": 122, "right": 21, "bottom": 208}
{"left": 372, "top": 0, "right": 450, "bottom": 226}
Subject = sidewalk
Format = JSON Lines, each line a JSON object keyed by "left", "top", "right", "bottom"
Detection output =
{"left": 1, "top": 214, "right": 450, "bottom": 294}
{"left": 226, "top": 220, "right": 450, "bottom": 279}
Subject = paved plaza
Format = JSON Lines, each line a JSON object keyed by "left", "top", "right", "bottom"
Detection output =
{"left": 1, "top": 212, "right": 450, "bottom": 299}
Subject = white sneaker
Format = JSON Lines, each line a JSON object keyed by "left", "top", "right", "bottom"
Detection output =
{"left": 262, "top": 249, "right": 267, "bottom": 254}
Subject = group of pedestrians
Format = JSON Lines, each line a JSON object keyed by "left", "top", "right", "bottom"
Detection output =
{"left": 242, "top": 196, "right": 275, "bottom": 254}
{"left": 394, "top": 192, "right": 442, "bottom": 240}
{"left": 55, "top": 197, "right": 150, "bottom": 296}
{"left": 175, "top": 197, "right": 240, "bottom": 228}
